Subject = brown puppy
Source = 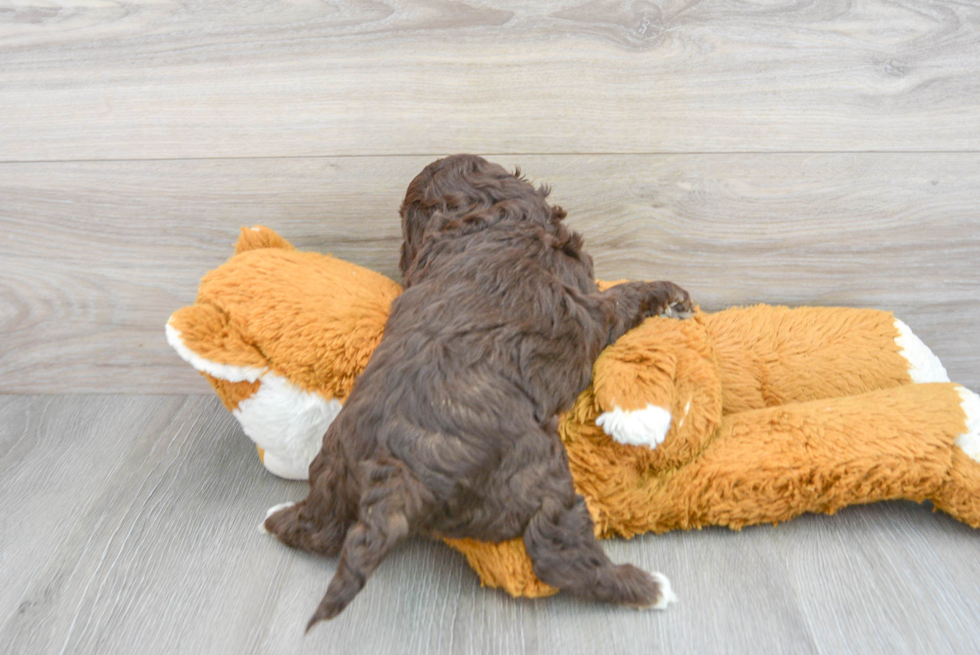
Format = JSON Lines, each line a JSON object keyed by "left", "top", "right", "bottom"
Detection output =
{"left": 265, "top": 155, "right": 691, "bottom": 629}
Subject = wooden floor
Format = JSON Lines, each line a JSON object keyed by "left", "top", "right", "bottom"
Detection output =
{"left": 2, "top": 1, "right": 980, "bottom": 653}
{"left": 1, "top": 394, "right": 978, "bottom": 655}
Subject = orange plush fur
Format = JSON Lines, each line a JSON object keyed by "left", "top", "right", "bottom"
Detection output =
{"left": 168, "top": 227, "right": 980, "bottom": 598}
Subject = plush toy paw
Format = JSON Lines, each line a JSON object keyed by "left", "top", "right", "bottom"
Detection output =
{"left": 895, "top": 319, "right": 950, "bottom": 383}
{"left": 956, "top": 386, "right": 980, "bottom": 462}
{"left": 595, "top": 404, "right": 673, "bottom": 449}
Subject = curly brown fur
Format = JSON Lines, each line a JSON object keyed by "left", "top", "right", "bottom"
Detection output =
{"left": 265, "top": 155, "right": 691, "bottom": 628}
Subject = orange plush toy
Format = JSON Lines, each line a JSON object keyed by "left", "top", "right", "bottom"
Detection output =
{"left": 168, "top": 227, "right": 980, "bottom": 598}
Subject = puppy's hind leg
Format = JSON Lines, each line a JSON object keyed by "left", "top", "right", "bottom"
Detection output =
{"left": 523, "top": 495, "right": 676, "bottom": 609}
{"left": 264, "top": 475, "right": 354, "bottom": 558}
{"left": 306, "top": 458, "right": 429, "bottom": 630}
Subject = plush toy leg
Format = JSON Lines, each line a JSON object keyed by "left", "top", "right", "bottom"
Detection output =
{"left": 930, "top": 386, "right": 980, "bottom": 527}
{"left": 443, "top": 500, "right": 677, "bottom": 605}
{"left": 705, "top": 306, "right": 946, "bottom": 414}
{"left": 602, "top": 383, "right": 971, "bottom": 534}
{"left": 932, "top": 449, "right": 980, "bottom": 528}
{"left": 443, "top": 537, "right": 557, "bottom": 598}
{"left": 893, "top": 319, "right": 950, "bottom": 383}
{"left": 591, "top": 311, "right": 724, "bottom": 469}
{"left": 589, "top": 306, "right": 948, "bottom": 469}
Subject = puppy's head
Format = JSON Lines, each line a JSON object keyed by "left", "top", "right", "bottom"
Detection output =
{"left": 398, "top": 155, "right": 560, "bottom": 282}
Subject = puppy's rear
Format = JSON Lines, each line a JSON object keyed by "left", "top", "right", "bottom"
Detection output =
{"left": 265, "top": 155, "right": 688, "bottom": 628}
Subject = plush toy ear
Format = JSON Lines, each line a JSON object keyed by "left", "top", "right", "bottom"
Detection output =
{"left": 236, "top": 225, "right": 296, "bottom": 254}
{"left": 166, "top": 303, "right": 268, "bottom": 382}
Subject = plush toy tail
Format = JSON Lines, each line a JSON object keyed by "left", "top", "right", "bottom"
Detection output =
{"left": 235, "top": 226, "right": 296, "bottom": 254}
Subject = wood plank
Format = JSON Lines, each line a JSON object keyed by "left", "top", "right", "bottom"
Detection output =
{"left": 2, "top": 154, "right": 978, "bottom": 393}
{"left": 2, "top": 1, "right": 980, "bottom": 160}
{"left": 3, "top": 395, "right": 980, "bottom": 654}
{"left": 0, "top": 394, "right": 305, "bottom": 655}
{"left": 257, "top": 529, "right": 821, "bottom": 655}
{"left": 0, "top": 395, "right": 190, "bottom": 645}
{"left": 771, "top": 503, "right": 980, "bottom": 654}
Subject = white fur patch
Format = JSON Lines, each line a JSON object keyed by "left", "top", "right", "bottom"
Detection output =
{"left": 955, "top": 386, "right": 980, "bottom": 463}
{"left": 596, "top": 405, "right": 672, "bottom": 449}
{"left": 894, "top": 319, "right": 949, "bottom": 383}
{"left": 167, "top": 318, "right": 340, "bottom": 480}
{"left": 234, "top": 374, "right": 342, "bottom": 480}
{"left": 258, "top": 501, "right": 297, "bottom": 534}
{"left": 649, "top": 571, "right": 678, "bottom": 610}
{"left": 165, "top": 320, "right": 267, "bottom": 383}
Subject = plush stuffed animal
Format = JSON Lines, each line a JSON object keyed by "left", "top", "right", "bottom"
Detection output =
{"left": 168, "top": 226, "right": 980, "bottom": 598}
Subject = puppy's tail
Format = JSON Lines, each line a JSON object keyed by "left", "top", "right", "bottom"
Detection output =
{"left": 306, "top": 458, "right": 428, "bottom": 631}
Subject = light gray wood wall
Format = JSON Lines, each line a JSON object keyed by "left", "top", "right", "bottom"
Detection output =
{"left": 2, "top": 1, "right": 978, "bottom": 393}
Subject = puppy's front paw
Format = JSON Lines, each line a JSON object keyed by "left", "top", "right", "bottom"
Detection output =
{"left": 642, "top": 281, "right": 692, "bottom": 319}
{"left": 663, "top": 298, "right": 694, "bottom": 320}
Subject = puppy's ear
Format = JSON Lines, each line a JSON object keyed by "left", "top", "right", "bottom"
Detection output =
{"left": 399, "top": 200, "right": 438, "bottom": 277}
{"left": 398, "top": 240, "right": 414, "bottom": 278}
{"left": 547, "top": 221, "right": 590, "bottom": 272}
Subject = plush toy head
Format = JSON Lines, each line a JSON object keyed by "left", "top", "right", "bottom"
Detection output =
{"left": 167, "top": 227, "right": 400, "bottom": 479}
{"left": 169, "top": 227, "right": 980, "bottom": 598}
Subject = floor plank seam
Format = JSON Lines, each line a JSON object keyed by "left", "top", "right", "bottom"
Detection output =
{"left": 3, "top": 149, "right": 980, "bottom": 166}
